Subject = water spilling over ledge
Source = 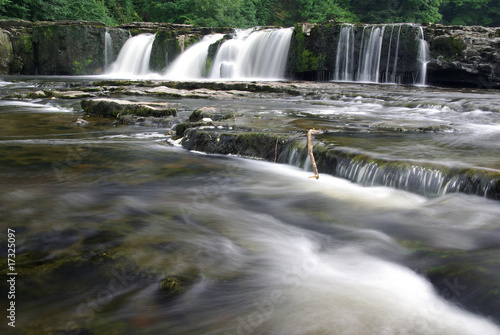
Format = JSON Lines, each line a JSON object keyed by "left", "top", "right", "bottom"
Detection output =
{"left": 106, "top": 27, "right": 294, "bottom": 81}
{"left": 179, "top": 128, "right": 500, "bottom": 201}
{"left": 104, "top": 24, "right": 429, "bottom": 84}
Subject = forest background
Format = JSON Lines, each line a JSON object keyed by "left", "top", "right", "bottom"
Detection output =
{"left": 1, "top": 0, "right": 499, "bottom": 28}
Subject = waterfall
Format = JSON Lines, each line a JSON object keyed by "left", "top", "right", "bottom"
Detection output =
{"left": 209, "top": 29, "right": 253, "bottom": 79}
{"left": 164, "top": 34, "right": 225, "bottom": 80}
{"left": 332, "top": 24, "right": 426, "bottom": 85}
{"left": 107, "top": 33, "right": 155, "bottom": 76}
{"left": 105, "top": 27, "right": 293, "bottom": 81}
{"left": 104, "top": 29, "right": 113, "bottom": 71}
{"left": 416, "top": 27, "right": 429, "bottom": 86}
{"left": 210, "top": 27, "right": 294, "bottom": 80}
{"left": 334, "top": 25, "right": 355, "bottom": 82}
{"left": 390, "top": 25, "right": 402, "bottom": 83}
{"left": 357, "top": 26, "right": 386, "bottom": 83}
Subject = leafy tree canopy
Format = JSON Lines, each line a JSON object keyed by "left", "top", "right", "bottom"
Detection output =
{"left": 0, "top": 0, "right": 498, "bottom": 27}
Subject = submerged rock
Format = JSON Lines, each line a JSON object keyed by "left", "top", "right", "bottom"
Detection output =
{"left": 414, "top": 247, "right": 500, "bottom": 323}
{"left": 160, "top": 276, "right": 189, "bottom": 298}
{"left": 71, "top": 118, "right": 90, "bottom": 127}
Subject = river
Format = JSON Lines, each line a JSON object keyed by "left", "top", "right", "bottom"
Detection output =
{"left": 0, "top": 76, "right": 499, "bottom": 335}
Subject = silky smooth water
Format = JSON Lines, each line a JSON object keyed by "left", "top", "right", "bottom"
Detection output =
{"left": 0, "top": 78, "right": 499, "bottom": 335}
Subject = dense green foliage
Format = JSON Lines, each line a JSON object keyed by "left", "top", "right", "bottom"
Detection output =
{"left": 440, "top": 0, "right": 500, "bottom": 26}
{"left": 1, "top": 0, "right": 498, "bottom": 27}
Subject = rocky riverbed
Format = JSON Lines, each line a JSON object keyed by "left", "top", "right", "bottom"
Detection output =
{"left": 1, "top": 76, "right": 500, "bottom": 334}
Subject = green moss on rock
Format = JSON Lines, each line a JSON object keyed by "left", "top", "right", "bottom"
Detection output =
{"left": 160, "top": 276, "right": 187, "bottom": 298}
{"left": 430, "top": 35, "right": 467, "bottom": 60}
{"left": 81, "top": 99, "right": 177, "bottom": 118}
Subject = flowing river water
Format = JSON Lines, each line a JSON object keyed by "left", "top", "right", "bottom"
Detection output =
{"left": 1, "top": 76, "right": 500, "bottom": 335}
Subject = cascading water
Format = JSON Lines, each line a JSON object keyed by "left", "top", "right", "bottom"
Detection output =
{"left": 107, "top": 33, "right": 154, "bottom": 77}
{"left": 357, "top": 26, "right": 386, "bottom": 83}
{"left": 210, "top": 27, "right": 294, "bottom": 80}
{"left": 105, "top": 28, "right": 293, "bottom": 81}
{"left": 333, "top": 24, "right": 427, "bottom": 85}
{"left": 333, "top": 25, "right": 355, "bottom": 82}
{"left": 164, "top": 34, "right": 225, "bottom": 80}
{"left": 390, "top": 25, "right": 402, "bottom": 83}
{"left": 417, "top": 26, "right": 429, "bottom": 85}
{"left": 104, "top": 29, "right": 113, "bottom": 71}
{"left": 209, "top": 29, "right": 253, "bottom": 79}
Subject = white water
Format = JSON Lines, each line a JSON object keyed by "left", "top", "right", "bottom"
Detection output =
{"left": 210, "top": 27, "right": 293, "bottom": 80}
{"left": 234, "top": 218, "right": 500, "bottom": 335}
{"left": 209, "top": 29, "right": 253, "bottom": 79}
{"left": 104, "top": 29, "right": 113, "bottom": 71}
{"left": 107, "top": 33, "right": 154, "bottom": 77}
{"left": 417, "top": 26, "right": 430, "bottom": 85}
{"left": 357, "top": 26, "right": 386, "bottom": 82}
{"left": 333, "top": 24, "right": 427, "bottom": 85}
{"left": 390, "top": 25, "right": 402, "bottom": 83}
{"left": 164, "top": 34, "right": 224, "bottom": 80}
{"left": 152, "top": 160, "right": 500, "bottom": 334}
{"left": 334, "top": 25, "right": 355, "bottom": 81}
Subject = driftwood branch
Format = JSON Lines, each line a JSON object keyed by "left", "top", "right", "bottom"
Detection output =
{"left": 307, "top": 129, "right": 320, "bottom": 179}
{"left": 274, "top": 137, "right": 279, "bottom": 163}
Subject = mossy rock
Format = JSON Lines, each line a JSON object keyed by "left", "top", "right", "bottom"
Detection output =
{"left": 81, "top": 99, "right": 177, "bottom": 118}
{"left": 160, "top": 276, "right": 188, "bottom": 298}
{"left": 182, "top": 129, "right": 291, "bottom": 162}
{"left": 32, "top": 24, "right": 106, "bottom": 75}
{"left": 188, "top": 107, "right": 236, "bottom": 122}
{"left": 430, "top": 35, "right": 467, "bottom": 60}
{"left": 0, "top": 29, "right": 14, "bottom": 74}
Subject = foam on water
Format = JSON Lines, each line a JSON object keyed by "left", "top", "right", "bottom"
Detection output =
{"left": 0, "top": 100, "right": 74, "bottom": 113}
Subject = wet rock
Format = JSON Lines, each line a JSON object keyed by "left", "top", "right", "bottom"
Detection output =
{"left": 32, "top": 21, "right": 108, "bottom": 75}
{"left": 182, "top": 129, "right": 291, "bottom": 162}
{"left": 71, "top": 118, "right": 90, "bottom": 127}
{"left": 0, "top": 29, "right": 14, "bottom": 74}
{"left": 189, "top": 107, "right": 236, "bottom": 122}
{"left": 81, "top": 98, "right": 178, "bottom": 118}
{"left": 415, "top": 248, "right": 500, "bottom": 324}
{"left": 0, "top": 20, "right": 35, "bottom": 74}
{"left": 426, "top": 24, "right": 500, "bottom": 88}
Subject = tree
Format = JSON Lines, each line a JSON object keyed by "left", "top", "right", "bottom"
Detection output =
{"left": 0, "top": 0, "right": 118, "bottom": 24}
{"left": 348, "top": 0, "right": 442, "bottom": 23}
{"left": 439, "top": 0, "right": 499, "bottom": 26}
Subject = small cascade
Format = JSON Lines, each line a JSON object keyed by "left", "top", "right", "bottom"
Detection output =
{"left": 107, "top": 33, "right": 155, "bottom": 76}
{"left": 416, "top": 26, "right": 429, "bottom": 85}
{"left": 210, "top": 27, "right": 294, "bottom": 80}
{"left": 334, "top": 25, "right": 355, "bottom": 81}
{"left": 104, "top": 29, "right": 113, "bottom": 71}
{"left": 164, "top": 34, "right": 225, "bottom": 80}
{"left": 357, "top": 26, "right": 386, "bottom": 83}
{"left": 278, "top": 141, "right": 499, "bottom": 200}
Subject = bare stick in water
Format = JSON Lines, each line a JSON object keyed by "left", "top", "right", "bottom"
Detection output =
{"left": 308, "top": 129, "right": 320, "bottom": 179}
{"left": 274, "top": 137, "right": 279, "bottom": 163}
